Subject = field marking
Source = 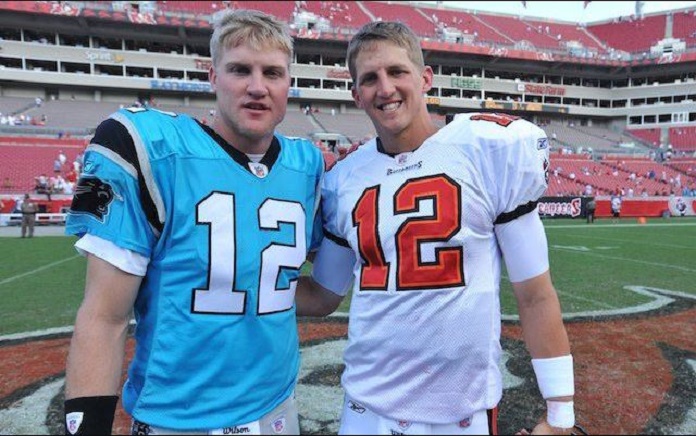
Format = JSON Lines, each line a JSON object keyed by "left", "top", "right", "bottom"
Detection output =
{"left": 502, "top": 285, "right": 696, "bottom": 321}
{"left": 555, "top": 288, "right": 619, "bottom": 309}
{"left": 552, "top": 233, "right": 696, "bottom": 251}
{"left": 0, "top": 255, "right": 80, "bottom": 287}
{"left": 5, "top": 287, "right": 694, "bottom": 343}
{"left": 550, "top": 246, "right": 696, "bottom": 273}
{"left": 0, "top": 378, "right": 62, "bottom": 435}
{"left": 544, "top": 222, "right": 696, "bottom": 229}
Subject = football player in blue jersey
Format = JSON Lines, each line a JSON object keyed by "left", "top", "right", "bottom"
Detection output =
{"left": 63, "top": 9, "right": 324, "bottom": 435}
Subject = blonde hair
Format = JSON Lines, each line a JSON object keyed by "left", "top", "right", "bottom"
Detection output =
{"left": 346, "top": 21, "right": 425, "bottom": 82}
{"left": 210, "top": 9, "right": 293, "bottom": 67}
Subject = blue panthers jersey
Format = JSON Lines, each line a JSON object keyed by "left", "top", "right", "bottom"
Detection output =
{"left": 66, "top": 107, "right": 324, "bottom": 430}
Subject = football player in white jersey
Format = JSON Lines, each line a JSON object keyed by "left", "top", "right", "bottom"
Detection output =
{"left": 296, "top": 21, "right": 578, "bottom": 435}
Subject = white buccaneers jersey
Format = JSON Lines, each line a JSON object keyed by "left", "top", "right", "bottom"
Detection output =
{"left": 321, "top": 113, "right": 550, "bottom": 423}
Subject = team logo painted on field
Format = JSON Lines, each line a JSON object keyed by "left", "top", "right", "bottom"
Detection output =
{"left": 1, "top": 287, "right": 695, "bottom": 435}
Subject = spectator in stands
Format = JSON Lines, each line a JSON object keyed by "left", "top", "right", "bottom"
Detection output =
{"left": 58, "top": 150, "right": 67, "bottom": 167}
{"left": 72, "top": 157, "right": 81, "bottom": 174}
{"left": 53, "top": 158, "right": 62, "bottom": 174}
{"left": 63, "top": 9, "right": 322, "bottom": 436}
{"left": 51, "top": 175, "right": 65, "bottom": 195}
{"left": 20, "top": 193, "right": 38, "bottom": 238}
{"left": 75, "top": 152, "right": 84, "bottom": 168}
{"left": 34, "top": 173, "right": 49, "bottom": 195}
{"left": 296, "top": 20, "right": 578, "bottom": 436}
{"left": 2, "top": 177, "right": 12, "bottom": 190}
{"left": 63, "top": 180, "right": 74, "bottom": 195}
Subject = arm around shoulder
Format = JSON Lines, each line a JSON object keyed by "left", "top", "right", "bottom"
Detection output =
{"left": 295, "top": 275, "right": 344, "bottom": 317}
{"left": 295, "top": 237, "right": 355, "bottom": 317}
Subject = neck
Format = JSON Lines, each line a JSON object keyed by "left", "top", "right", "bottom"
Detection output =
{"left": 377, "top": 113, "right": 439, "bottom": 154}
{"left": 212, "top": 117, "right": 272, "bottom": 155}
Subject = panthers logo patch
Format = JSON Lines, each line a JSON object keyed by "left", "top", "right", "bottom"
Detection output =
{"left": 70, "top": 177, "right": 116, "bottom": 221}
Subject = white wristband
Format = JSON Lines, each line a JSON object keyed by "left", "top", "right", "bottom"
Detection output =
{"left": 546, "top": 400, "right": 575, "bottom": 429}
{"left": 531, "top": 355, "right": 575, "bottom": 399}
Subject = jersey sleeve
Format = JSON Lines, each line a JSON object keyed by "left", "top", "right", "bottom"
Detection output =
{"left": 65, "top": 116, "right": 157, "bottom": 258}
{"left": 464, "top": 114, "right": 549, "bottom": 224}
{"left": 454, "top": 113, "right": 551, "bottom": 281}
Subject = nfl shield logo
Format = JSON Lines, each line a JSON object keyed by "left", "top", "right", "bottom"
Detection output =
{"left": 458, "top": 417, "right": 472, "bottom": 428}
{"left": 248, "top": 162, "right": 269, "bottom": 178}
{"left": 397, "top": 420, "right": 411, "bottom": 430}
{"left": 66, "top": 412, "right": 84, "bottom": 435}
{"left": 272, "top": 417, "right": 286, "bottom": 434}
{"left": 396, "top": 153, "right": 409, "bottom": 166}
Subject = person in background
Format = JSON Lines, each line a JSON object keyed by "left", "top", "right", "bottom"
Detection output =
{"left": 20, "top": 193, "right": 38, "bottom": 238}
{"left": 586, "top": 197, "right": 596, "bottom": 224}
{"left": 63, "top": 9, "right": 324, "bottom": 435}
{"left": 296, "top": 21, "right": 579, "bottom": 435}
{"left": 610, "top": 192, "right": 622, "bottom": 223}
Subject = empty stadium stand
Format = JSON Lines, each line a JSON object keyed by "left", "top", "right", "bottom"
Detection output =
{"left": 626, "top": 128, "right": 662, "bottom": 147}
{"left": 669, "top": 126, "right": 696, "bottom": 151}
{"left": 672, "top": 10, "right": 696, "bottom": 48}
{"left": 301, "top": 1, "right": 372, "bottom": 30}
{"left": 587, "top": 15, "right": 667, "bottom": 53}
{"left": 363, "top": 1, "right": 437, "bottom": 38}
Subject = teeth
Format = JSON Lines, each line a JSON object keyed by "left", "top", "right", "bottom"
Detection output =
{"left": 381, "top": 102, "right": 400, "bottom": 112}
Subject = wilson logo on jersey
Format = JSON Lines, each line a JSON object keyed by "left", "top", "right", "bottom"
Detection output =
{"left": 70, "top": 177, "right": 116, "bottom": 221}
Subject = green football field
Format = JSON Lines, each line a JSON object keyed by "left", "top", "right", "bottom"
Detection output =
{"left": 1, "top": 217, "right": 695, "bottom": 336}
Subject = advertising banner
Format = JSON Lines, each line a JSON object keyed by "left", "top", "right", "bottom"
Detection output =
{"left": 537, "top": 196, "right": 587, "bottom": 218}
{"left": 668, "top": 197, "right": 696, "bottom": 217}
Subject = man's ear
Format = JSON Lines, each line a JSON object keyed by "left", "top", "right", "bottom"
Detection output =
{"left": 352, "top": 86, "right": 363, "bottom": 109}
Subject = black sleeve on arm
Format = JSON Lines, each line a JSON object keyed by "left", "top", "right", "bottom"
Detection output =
{"left": 494, "top": 200, "right": 539, "bottom": 225}
{"left": 64, "top": 395, "right": 118, "bottom": 435}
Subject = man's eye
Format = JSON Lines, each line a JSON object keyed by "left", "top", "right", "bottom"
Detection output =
{"left": 360, "top": 76, "right": 375, "bottom": 85}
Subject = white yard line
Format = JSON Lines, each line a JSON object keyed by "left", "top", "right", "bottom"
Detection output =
{"left": 544, "top": 222, "right": 696, "bottom": 229}
{"left": 555, "top": 232, "right": 696, "bottom": 250}
{"left": 0, "top": 255, "right": 80, "bottom": 287}
{"left": 549, "top": 246, "right": 696, "bottom": 273}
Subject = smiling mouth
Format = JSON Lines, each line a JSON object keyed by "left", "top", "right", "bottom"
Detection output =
{"left": 378, "top": 101, "right": 402, "bottom": 112}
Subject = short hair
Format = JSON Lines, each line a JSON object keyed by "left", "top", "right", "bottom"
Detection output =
{"left": 346, "top": 21, "right": 425, "bottom": 83}
{"left": 209, "top": 9, "right": 293, "bottom": 67}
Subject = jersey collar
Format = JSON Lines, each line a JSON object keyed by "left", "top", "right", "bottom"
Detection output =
{"left": 197, "top": 121, "right": 280, "bottom": 174}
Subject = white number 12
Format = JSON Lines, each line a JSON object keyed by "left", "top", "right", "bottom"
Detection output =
{"left": 192, "top": 192, "right": 306, "bottom": 315}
